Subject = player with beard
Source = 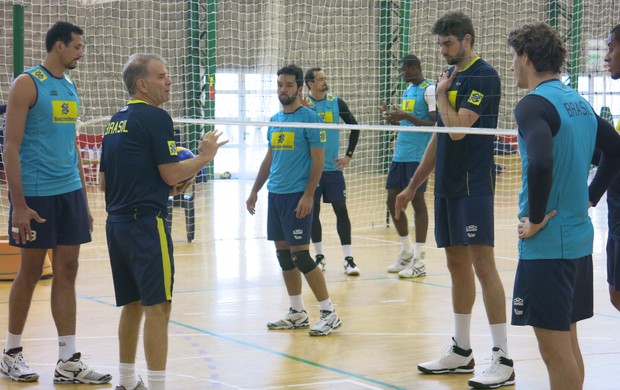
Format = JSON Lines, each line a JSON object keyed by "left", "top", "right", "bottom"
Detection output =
{"left": 246, "top": 64, "right": 342, "bottom": 336}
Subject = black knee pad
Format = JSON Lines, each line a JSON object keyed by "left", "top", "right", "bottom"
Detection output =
{"left": 276, "top": 250, "right": 295, "bottom": 271}
{"left": 291, "top": 250, "right": 317, "bottom": 274}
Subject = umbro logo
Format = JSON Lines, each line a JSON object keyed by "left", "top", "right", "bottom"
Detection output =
{"left": 50, "top": 90, "right": 58, "bottom": 96}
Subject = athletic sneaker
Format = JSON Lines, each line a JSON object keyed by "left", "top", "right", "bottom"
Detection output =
{"left": 398, "top": 253, "right": 426, "bottom": 278}
{"left": 315, "top": 254, "right": 326, "bottom": 271}
{"left": 387, "top": 252, "right": 413, "bottom": 273}
{"left": 267, "top": 308, "right": 309, "bottom": 330}
{"left": 468, "top": 347, "right": 515, "bottom": 389}
{"left": 309, "top": 310, "right": 342, "bottom": 336}
{"left": 0, "top": 347, "right": 39, "bottom": 382}
{"left": 116, "top": 376, "right": 147, "bottom": 390}
{"left": 54, "top": 352, "right": 112, "bottom": 384}
{"left": 343, "top": 256, "right": 360, "bottom": 276}
{"left": 417, "top": 338, "right": 475, "bottom": 374}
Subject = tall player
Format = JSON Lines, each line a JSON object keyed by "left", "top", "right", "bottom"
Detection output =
{"left": 509, "top": 23, "right": 620, "bottom": 390}
{"left": 379, "top": 54, "right": 436, "bottom": 278}
{"left": 303, "top": 67, "right": 361, "bottom": 275}
{"left": 1, "top": 21, "right": 111, "bottom": 385}
{"left": 395, "top": 12, "right": 514, "bottom": 388}
{"left": 246, "top": 64, "right": 342, "bottom": 336}
{"left": 603, "top": 24, "right": 620, "bottom": 313}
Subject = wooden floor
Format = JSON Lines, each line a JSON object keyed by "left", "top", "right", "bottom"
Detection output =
{"left": 0, "top": 179, "right": 619, "bottom": 390}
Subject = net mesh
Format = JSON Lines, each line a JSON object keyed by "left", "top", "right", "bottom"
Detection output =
{"left": 0, "top": 1, "right": 618, "bottom": 254}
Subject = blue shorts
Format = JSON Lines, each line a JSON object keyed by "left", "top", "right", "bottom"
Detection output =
{"left": 512, "top": 256, "right": 593, "bottom": 331}
{"left": 385, "top": 161, "right": 427, "bottom": 192}
{"left": 267, "top": 192, "right": 312, "bottom": 245}
{"left": 106, "top": 208, "right": 174, "bottom": 307}
{"left": 8, "top": 189, "right": 91, "bottom": 248}
{"left": 434, "top": 195, "right": 494, "bottom": 247}
{"left": 606, "top": 235, "right": 620, "bottom": 291}
{"left": 314, "top": 170, "right": 346, "bottom": 204}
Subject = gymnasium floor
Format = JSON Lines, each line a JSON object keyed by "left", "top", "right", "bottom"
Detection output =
{"left": 0, "top": 178, "right": 619, "bottom": 389}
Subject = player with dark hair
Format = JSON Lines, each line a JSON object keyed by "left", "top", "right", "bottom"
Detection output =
{"left": 509, "top": 22, "right": 620, "bottom": 390}
{"left": 0, "top": 21, "right": 111, "bottom": 385}
{"left": 100, "top": 53, "right": 226, "bottom": 390}
{"left": 247, "top": 64, "right": 342, "bottom": 336}
{"left": 603, "top": 24, "right": 620, "bottom": 314}
{"left": 303, "top": 67, "right": 361, "bottom": 275}
{"left": 395, "top": 11, "right": 514, "bottom": 388}
{"left": 379, "top": 54, "right": 436, "bottom": 278}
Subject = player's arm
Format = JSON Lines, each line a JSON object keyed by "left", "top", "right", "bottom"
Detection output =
{"left": 4, "top": 74, "right": 46, "bottom": 243}
{"left": 246, "top": 147, "right": 272, "bottom": 215}
{"left": 589, "top": 114, "right": 620, "bottom": 205}
{"left": 336, "top": 98, "right": 360, "bottom": 168}
{"left": 435, "top": 69, "right": 482, "bottom": 140}
{"left": 74, "top": 136, "right": 94, "bottom": 231}
{"left": 296, "top": 146, "right": 324, "bottom": 218}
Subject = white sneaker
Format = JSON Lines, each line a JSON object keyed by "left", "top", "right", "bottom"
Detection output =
{"left": 116, "top": 376, "right": 148, "bottom": 390}
{"left": 387, "top": 252, "right": 413, "bottom": 273}
{"left": 417, "top": 338, "right": 475, "bottom": 374}
{"left": 267, "top": 308, "right": 309, "bottom": 329}
{"left": 398, "top": 255, "right": 426, "bottom": 278}
{"left": 309, "top": 310, "right": 342, "bottom": 336}
{"left": 343, "top": 256, "right": 360, "bottom": 276}
{"left": 0, "top": 347, "right": 39, "bottom": 382}
{"left": 53, "top": 352, "right": 112, "bottom": 384}
{"left": 315, "top": 254, "right": 326, "bottom": 271}
{"left": 468, "top": 347, "right": 515, "bottom": 389}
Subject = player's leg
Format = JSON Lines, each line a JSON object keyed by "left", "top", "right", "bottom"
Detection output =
{"left": 533, "top": 326, "right": 582, "bottom": 390}
{"left": 311, "top": 186, "right": 326, "bottom": 270}
{"left": 606, "top": 236, "right": 620, "bottom": 311}
{"left": 385, "top": 162, "right": 414, "bottom": 272}
{"left": 398, "top": 175, "right": 428, "bottom": 278}
{"left": 143, "top": 301, "right": 172, "bottom": 390}
{"left": 324, "top": 171, "right": 358, "bottom": 275}
{"left": 118, "top": 301, "right": 144, "bottom": 389}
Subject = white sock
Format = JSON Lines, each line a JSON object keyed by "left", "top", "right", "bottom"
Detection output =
{"left": 5, "top": 332, "right": 22, "bottom": 352}
{"left": 454, "top": 313, "right": 472, "bottom": 350}
{"left": 399, "top": 234, "right": 413, "bottom": 255}
{"left": 289, "top": 294, "right": 305, "bottom": 312}
{"left": 313, "top": 241, "right": 323, "bottom": 256}
{"left": 58, "top": 335, "right": 76, "bottom": 362}
{"left": 490, "top": 323, "right": 509, "bottom": 356}
{"left": 119, "top": 363, "right": 137, "bottom": 390}
{"left": 147, "top": 370, "right": 166, "bottom": 390}
{"left": 318, "top": 298, "right": 334, "bottom": 312}
{"left": 342, "top": 245, "right": 352, "bottom": 258}
{"left": 414, "top": 242, "right": 425, "bottom": 257}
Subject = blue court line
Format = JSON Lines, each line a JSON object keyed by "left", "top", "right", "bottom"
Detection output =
{"left": 168, "top": 319, "right": 407, "bottom": 390}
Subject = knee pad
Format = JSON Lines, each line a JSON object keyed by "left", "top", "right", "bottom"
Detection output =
{"left": 276, "top": 250, "right": 295, "bottom": 271}
{"left": 291, "top": 250, "right": 317, "bottom": 274}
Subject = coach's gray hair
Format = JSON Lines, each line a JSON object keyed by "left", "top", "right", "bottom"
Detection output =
{"left": 122, "top": 53, "right": 166, "bottom": 95}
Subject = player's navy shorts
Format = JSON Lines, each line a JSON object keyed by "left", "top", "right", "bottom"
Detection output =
{"left": 106, "top": 208, "right": 174, "bottom": 307}
{"left": 314, "top": 170, "right": 346, "bottom": 204}
{"left": 606, "top": 234, "right": 620, "bottom": 291}
{"left": 512, "top": 256, "right": 593, "bottom": 331}
{"left": 434, "top": 195, "right": 494, "bottom": 247}
{"left": 385, "top": 161, "right": 427, "bottom": 192}
{"left": 8, "top": 189, "right": 91, "bottom": 248}
{"left": 267, "top": 192, "right": 312, "bottom": 246}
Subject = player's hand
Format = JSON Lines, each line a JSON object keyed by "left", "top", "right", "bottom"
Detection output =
{"left": 384, "top": 109, "right": 407, "bottom": 122}
{"left": 295, "top": 194, "right": 313, "bottom": 219}
{"left": 334, "top": 156, "right": 351, "bottom": 169}
{"left": 246, "top": 191, "right": 258, "bottom": 215}
{"left": 198, "top": 130, "right": 229, "bottom": 161}
{"left": 171, "top": 179, "right": 194, "bottom": 196}
{"left": 300, "top": 96, "right": 311, "bottom": 107}
{"left": 394, "top": 187, "right": 416, "bottom": 220}
{"left": 518, "top": 210, "right": 557, "bottom": 239}
{"left": 11, "top": 205, "right": 46, "bottom": 245}
{"left": 436, "top": 68, "right": 457, "bottom": 96}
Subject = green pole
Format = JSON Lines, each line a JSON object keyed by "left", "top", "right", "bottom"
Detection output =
{"left": 379, "top": 1, "right": 392, "bottom": 173}
{"left": 201, "top": 0, "right": 217, "bottom": 180}
{"left": 13, "top": 4, "right": 24, "bottom": 78}
{"left": 186, "top": 0, "right": 201, "bottom": 155}
{"left": 548, "top": 0, "right": 558, "bottom": 29}
{"left": 569, "top": 0, "right": 582, "bottom": 90}
{"left": 399, "top": 0, "right": 411, "bottom": 59}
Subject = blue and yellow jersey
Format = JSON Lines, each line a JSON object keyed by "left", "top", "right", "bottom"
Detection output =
{"left": 267, "top": 106, "right": 325, "bottom": 194}
{"left": 100, "top": 100, "right": 179, "bottom": 215}
{"left": 435, "top": 58, "right": 500, "bottom": 198}
{"left": 306, "top": 94, "right": 341, "bottom": 171}
{"left": 518, "top": 80, "right": 597, "bottom": 260}
{"left": 20, "top": 65, "right": 82, "bottom": 196}
{"left": 394, "top": 79, "right": 434, "bottom": 163}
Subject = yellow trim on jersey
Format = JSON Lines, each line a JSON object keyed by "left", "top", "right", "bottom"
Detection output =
{"left": 448, "top": 90, "right": 458, "bottom": 109}
{"left": 128, "top": 99, "right": 150, "bottom": 105}
{"left": 157, "top": 216, "right": 173, "bottom": 301}
{"left": 460, "top": 56, "right": 480, "bottom": 72}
